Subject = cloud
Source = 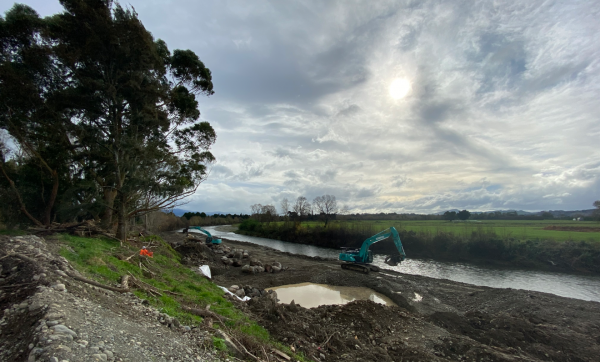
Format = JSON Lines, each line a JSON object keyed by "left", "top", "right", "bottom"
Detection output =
{"left": 12, "top": 0, "right": 600, "bottom": 213}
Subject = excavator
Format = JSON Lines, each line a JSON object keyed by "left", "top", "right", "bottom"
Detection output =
{"left": 339, "top": 227, "right": 406, "bottom": 274}
{"left": 188, "top": 226, "right": 222, "bottom": 244}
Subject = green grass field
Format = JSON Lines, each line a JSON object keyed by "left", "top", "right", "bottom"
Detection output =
{"left": 295, "top": 219, "right": 600, "bottom": 242}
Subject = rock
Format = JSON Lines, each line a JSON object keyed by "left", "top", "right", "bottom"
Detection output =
{"left": 242, "top": 250, "right": 249, "bottom": 259}
{"left": 271, "top": 265, "right": 281, "bottom": 273}
{"left": 228, "top": 285, "right": 240, "bottom": 293}
{"left": 51, "top": 324, "right": 77, "bottom": 337}
{"left": 264, "top": 264, "right": 272, "bottom": 273}
{"left": 104, "top": 350, "right": 114, "bottom": 359}
{"left": 235, "top": 289, "right": 246, "bottom": 298}
{"left": 55, "top": 270, "right": 68, "bottom": 278}
{"left": 91, "top": 353, "right": 108, "bottom": 361}
{"left": 221, "top": 256, "right": 233, "bottom": 265}
{"left": 241, "top": 265, "right": 254, "bottom": 274}
{"left": 49, "top": 357, "right": 59, "bottom": 362}
{"left": 232, "top": 259, "right": 243, "bottom": 267}
{"left": 52, "top": 284, "right": 66, "bottom": 292}
{"left": 249, "top": 259, "right": 263, "bottom": 267}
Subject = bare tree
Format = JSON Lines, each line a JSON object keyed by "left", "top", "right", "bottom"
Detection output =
{"left": 313, "top": 195, "right": 338, "bottom": 226}
{"left": 250, "top": 204, "right": 262, "bottom": 216}
{"left": 280, "top": 198, "right": 290, "bottom": 217}
{"left": 292, "top": 196, "right": 311, "bottom": 218}
{"left": 261, "top": 204, "right": 277, "bottom": 223}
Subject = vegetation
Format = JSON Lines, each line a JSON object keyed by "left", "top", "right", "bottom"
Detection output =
{"left": 56, "top": 233, "right": 304, "bottom": 359}
{"left": 0, "top": 1, "right": 216, "bottom": 239}
{"left": 238, "top": 219, "right": 600, "bottom": 272}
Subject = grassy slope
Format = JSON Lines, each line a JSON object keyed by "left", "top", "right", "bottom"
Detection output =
{"left": 56, "top": 233, "right": 306, "bottom": 361}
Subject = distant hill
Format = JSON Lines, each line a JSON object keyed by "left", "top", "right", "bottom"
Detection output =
{"left": 438, "top": 209, "right": 595, "bottom": 216}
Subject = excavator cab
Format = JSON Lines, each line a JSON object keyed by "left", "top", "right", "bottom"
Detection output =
{"left": 339, "top": 227, "right": 406, "bottom": 273}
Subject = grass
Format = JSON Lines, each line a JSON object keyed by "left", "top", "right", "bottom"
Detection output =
{"left": 239, "top": 218, "right": 600, "bottom": 272}
{"left": 55, "top": 233, "right": 304, "bottom": 359}
{"left": 296, "top": 219, "right": 600, "bottom": 243}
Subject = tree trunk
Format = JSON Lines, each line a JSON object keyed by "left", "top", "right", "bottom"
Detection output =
{"left": 116, "top": 193, "right": 127, "bottom": 240}
{"left": 43, "top": 170, "right": 59, "bottom": 226}
{"left": 100, "top": 188, "right": 117, "bottom": 230}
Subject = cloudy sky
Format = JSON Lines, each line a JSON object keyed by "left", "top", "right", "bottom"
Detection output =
{"left": 9, "top": 0, "right": 600, "bottom": 214}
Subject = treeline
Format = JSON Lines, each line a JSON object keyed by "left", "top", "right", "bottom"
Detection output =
{"left": 0, "top": 2, "right": 216, "bottom": 239}
{"left": 238, "top": 220, "right": 600, "bottom": 273}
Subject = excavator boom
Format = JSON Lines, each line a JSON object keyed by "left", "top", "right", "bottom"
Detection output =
{"left": 339, "top": 227, "right": 405, "bottom": 273}
{"left": 188, "top": 226, "right": 222, "bottom": 244}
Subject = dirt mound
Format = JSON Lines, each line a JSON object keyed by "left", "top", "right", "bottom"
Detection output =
{"left": 543, "top": 226, "right": 600, "bottom": 232}
{"left": 427, "top": 310, "right": 593, "bottom": 361}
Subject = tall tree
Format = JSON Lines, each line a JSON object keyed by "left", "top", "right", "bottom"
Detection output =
{"left": 292, "top": 196, "right": 311, "bottom": 218}
{"left": 313, "top": 194, "right": 338, "bottom": 226}
{"left": 47, "top": 0, "right": 216, "bottom": 238}
{"left": 0, "top": 1, "right": 217, "bottom": 239}
{"left": 0, "top": 4, "right": 72, "bottom": 226}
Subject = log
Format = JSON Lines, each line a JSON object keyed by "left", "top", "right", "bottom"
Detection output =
{"left": 181, "top": 306, "right": 232, "bottom": 322}
{"left": 65, "top": 271, "right": 130, "bottom": 293}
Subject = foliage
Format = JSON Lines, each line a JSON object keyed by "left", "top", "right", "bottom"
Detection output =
{"left": 457, "top": 210, "right": 471, "bottom": 220}
{"left": 443, "top": 211, "right": 457, "bottom": 220}
{"left": 0, "top": 2, "right": 217, "bottom": 238}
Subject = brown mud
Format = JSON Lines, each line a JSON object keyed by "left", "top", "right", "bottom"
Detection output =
{"left": 162, "top": 231, "right": 600, "bottom": 362}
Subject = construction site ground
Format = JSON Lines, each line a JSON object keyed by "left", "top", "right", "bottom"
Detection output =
{"left": 162, "top": 231, "right": 600, "bottom": 362}
{"left": 1, "top": 229, "right": 600, "bottom": 362}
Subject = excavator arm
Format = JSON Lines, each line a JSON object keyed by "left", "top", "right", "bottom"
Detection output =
{"left": 339, "top": 227, "right": 406, "bottom": 272}
{"left": 188, "top": 226, "right": 222, "bottom": 244}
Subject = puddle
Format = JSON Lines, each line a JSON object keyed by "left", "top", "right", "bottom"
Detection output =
{"left": 266, "top": 282, "right": 396, "bottom": 308}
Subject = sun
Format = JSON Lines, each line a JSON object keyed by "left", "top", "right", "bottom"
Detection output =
{"left": 389, "top": 78, "right": 411, "bottom": 99}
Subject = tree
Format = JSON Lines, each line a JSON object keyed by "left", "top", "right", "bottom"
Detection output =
{"left": 457, "top": 210, "right": 471, "bottom": 220}
{"left": 280, "top": 198, "right": 290, "bottom": 217}
{"left": 313, "top": 194, "right": 338, "bottom": 226}
{"left": 292, "top": 196, "right": 311, "bottom": 217}
{"left": 0, "top": 4, "right": 74, "bottom": 227}
{"left": 594, "top": 201, "right": 600, "bottom": 221}
{"left": 541, "top": 211, "right": 554, "bottom": 219}
{"left": 443, "top": 211, "right": 457, "bottom": 221}
{"left": 2, "top": 2, "right": 217, "bottom": 239}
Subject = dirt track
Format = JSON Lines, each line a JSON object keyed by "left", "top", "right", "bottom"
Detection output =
{"left": 163, "top": 231, "right": 600, "bottom": 362}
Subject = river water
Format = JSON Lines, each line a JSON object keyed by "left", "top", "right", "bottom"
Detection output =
{"left": 198, "top": 226, "right": 600, "bottom": 303}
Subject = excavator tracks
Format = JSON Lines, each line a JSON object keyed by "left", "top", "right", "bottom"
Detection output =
{"left": 341, "top": 263, "right": 371, "bottom": 274}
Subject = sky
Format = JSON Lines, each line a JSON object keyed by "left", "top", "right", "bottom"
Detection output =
{"left": 5, "top": 0, "right": 600, "bottom": 214}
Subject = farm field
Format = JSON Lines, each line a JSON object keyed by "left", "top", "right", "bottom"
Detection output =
{"left": 295, "top": 219, "right": 600, "bottom": 243}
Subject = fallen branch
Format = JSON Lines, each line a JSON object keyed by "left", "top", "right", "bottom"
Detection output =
{"left": 65, "top": 271, "right": 130, "bottom": 293}
{"left": 126, "top": 272, "right": 183, "bottom": 296}
{"left": 13, "top": 253, "right": 38, "bottom": 265}
{"left": 229, "top": 334, "right": 260, "bottom": 361}
{"left": 318, "top": 331, "right": 338, "bottom": 349}
{"left": 0, "top": 282, "right": 35, "bottom": 289}
{"left": 182, "top": 306, "right": 232, "bottom": 323}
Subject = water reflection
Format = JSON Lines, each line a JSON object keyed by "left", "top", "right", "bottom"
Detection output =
{"left": 200, "top": 226, "right": 600, "bottom": 303}
{"left": 267, "top": 282, "right": 396, "bottom": 308}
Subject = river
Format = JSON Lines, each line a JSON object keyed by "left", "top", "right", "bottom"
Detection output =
{"left": 195, "top": 226, "right": 600, "bottom": 303}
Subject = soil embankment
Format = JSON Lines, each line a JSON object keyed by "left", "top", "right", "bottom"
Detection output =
{"left": 161, "top": 231, "right": 600, "bottom": 362}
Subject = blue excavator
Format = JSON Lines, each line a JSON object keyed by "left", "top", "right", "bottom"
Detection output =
{"left": 188, "top": 226, "right": 222, "bottom": 244}
{"left": 339, "top": 227, "right": 406, "bottom": 274}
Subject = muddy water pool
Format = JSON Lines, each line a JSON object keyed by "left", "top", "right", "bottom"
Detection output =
{"left": 199, "top": 226, "right": 600, "bottom": 302}
{"left": 266, "top": 282, "right": 396, "bottom": 308}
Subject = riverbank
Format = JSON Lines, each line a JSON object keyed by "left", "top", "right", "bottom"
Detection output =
{"left": 236, "top": 221, "right": 600, "bottom": 274}
{"left": 161, "top": 231, "right": 600, "bottom": 362}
